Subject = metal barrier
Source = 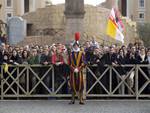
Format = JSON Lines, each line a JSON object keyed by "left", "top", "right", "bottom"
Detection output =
{"left": 86, "top": 65, "right": 135, "bottom": 97}
{"left": 0, "top": 64, "right": 149, "bottom": 100}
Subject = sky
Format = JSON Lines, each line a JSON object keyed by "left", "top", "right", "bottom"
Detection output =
{"left": 51, "top": 0, "right": 106, "bottom": 6}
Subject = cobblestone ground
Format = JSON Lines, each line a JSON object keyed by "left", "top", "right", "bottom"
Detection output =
{"left": 0, "top": 100, "right": 150, "bottom": 113}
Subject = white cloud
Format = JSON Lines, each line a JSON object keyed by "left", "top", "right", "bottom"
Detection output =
{"left": 51, "top": 0, "right": 106, "bottom": 6}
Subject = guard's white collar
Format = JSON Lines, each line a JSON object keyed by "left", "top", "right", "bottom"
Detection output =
{"left": 73, "top": 48, "right": 80, "bottom": 52}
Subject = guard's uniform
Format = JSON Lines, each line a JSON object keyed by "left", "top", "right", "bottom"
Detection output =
{"left": 69, "top": 46, "right": 85, "bottom": 104}
{"left": 70, "top": 51, "right": 84, "bottom": 93}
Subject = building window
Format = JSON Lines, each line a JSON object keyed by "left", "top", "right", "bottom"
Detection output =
{"left": 139, "top": 0, "right": 145, "bottom": 8}
{"left": 7, "top": 13, "right": 12, "bottom": 18}
{"left": 6, "top": 12, "right": 13, "bottom": 20}
{"left": 24, "top": 0, "right": 29, "bottom": 13}
{"left": 139, "top": 13, "right": 144, "bottom": 19}
{"left": 6, "top": 0, "right": 12, "bottom": 7}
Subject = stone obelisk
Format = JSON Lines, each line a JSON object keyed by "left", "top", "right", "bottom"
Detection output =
{"left": 64, "top": 0, "right": 85, "bottom": 43}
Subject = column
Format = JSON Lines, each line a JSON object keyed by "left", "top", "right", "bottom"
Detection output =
{"left": 20, "top": 0, "right": 24, "bottom": 15}
{"left": 32, "top": 0, "right": 36, "bottom": 11}
{"left": 115, "top": 0, "right": 119, "bottom": 9}
{"left": 111, "top": 0, "right": 116, "bottom": 8}
{"left": 127, "top": 0, "right": 130, "bottom": 18}
{"left": 64, "top": 0, "right": 85, "bottom": 44}
{"left": 30, "top": 0, "right": 35, "bottom": 12}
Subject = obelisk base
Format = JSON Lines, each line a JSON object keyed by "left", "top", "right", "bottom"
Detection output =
{"left": 65, "top": 18, "right": 84, "bottom": 44}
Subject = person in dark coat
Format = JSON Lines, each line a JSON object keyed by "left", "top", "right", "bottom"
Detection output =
{"left": 136, "top": 47, "right": 149, "bottom": 94}
{"left": 20, "top": 50, "right": 30, "bottom": 93}
{"left": 0, "top": 43, "right": 7, "bottom": 64}
{"left": 125, "top": 46, "right": 139, "bottom": 65}
{"left": 7, "top": 49, "right": 22, "bottom": 93}
{"left": 40, "top": 48, "right": 51, "bottom": 94}
{"left": 9, "top": 49, "right": 22, "bottom": 65}
{"left": 125, "top": 46, "right": 139, "bottom": 94}
{"left": 1, "top": 53, "right": 11, "bottom": 94}
{"left": 116, "top": 48, "right": 127, "bottom": 94}
{"left": 84, "top": 41, "right": 94, "bottom": 93}
{"left": 89, "top": 47, "right": 105, "bottom": 94}
{"left": 40, "top": 48, "right": 51, "bottom": 65}
{"left": 21, "top": 50, "right": 30, "bottom": 64}
{"left": 84, "top": 41, "right": 93, "bottom": 63}
{"left": 146, "top": 48, "right": 150, "bottom": 94}
{"left": 2, "top": 53, "right": 10, "bottom": 64}
{"left": 102, "top": 46, "right": 118, "bottom": 94}
{"left": 147, "top": 48, "right": 150, "bottom": 65}
{"left": 1, "top": 34, "right": 7, "bottom": 44}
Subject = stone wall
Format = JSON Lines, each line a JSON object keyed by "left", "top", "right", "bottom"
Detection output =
{"left": 21, "top": 4, "right": 137, "bottom": 46}
{"left": 18, "top": 36, "right": 61, "bottom": 46}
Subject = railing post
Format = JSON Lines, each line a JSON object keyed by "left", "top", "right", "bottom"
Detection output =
{"left": 109, "top": 65, "right": 112, "bottom": 96}
{"left": 52, "top": 65, "right": 55, "bottom": 95}
{"left": 17, "top": 66, "right": 19, "bottom": 100}
{"left": 26, "top": 65, "right": 29, "bottom": 97}
{"left": 1, "top": 65, "right": 4, "bottom": 100}
{"left": 135, "top": 65, "right": 139, "bottom": 100}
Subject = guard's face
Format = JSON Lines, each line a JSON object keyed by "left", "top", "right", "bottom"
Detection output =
{"left": 85, "top": 42, "right": 90, "bottom": 48}
{"left": 73, "top": 44, "right": 79, "bottom": 50}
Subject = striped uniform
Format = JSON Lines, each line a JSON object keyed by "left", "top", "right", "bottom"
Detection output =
{"left": 69, "top": 51, "right": 85, "bottom": 93}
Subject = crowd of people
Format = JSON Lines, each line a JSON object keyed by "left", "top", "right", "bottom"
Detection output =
{"left": 0, "top": 37, "right": 150, "bottom": 95}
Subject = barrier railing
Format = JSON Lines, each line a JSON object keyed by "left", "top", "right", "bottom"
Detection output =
{"left": 0, "top": 64, "right": 149, "bottom": 100}
{"left": 86, "top": 65, "right": 135, "bottom": 97}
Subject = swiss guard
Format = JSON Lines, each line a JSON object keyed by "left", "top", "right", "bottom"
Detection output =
{"left": 69, "top": 32, "right": 85, "bottom": 105}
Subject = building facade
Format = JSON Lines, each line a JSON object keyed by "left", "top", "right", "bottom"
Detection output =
{"left": 101, "top": 0, "right": 150, "bottom": 23}
{"left": 0, "top": 0, "right": 50, "bottom": 23}
{"left": 118, "top": 0, "right": 150, "bottom": 23}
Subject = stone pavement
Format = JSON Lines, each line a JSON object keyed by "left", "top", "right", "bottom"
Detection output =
{"left": 0, "top": 100, "right": 150, "bottom": 113}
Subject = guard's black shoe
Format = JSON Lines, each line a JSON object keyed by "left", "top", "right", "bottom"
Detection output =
{"left": 69, "top": 100, "right": 75, "bottom": 104}
{"left": 79, "top": 101, "right": 85, "bottom": 105}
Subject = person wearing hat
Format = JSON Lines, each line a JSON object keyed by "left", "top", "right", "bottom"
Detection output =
{"left": 68, "top": 32, "right": 85, "bottom": 105}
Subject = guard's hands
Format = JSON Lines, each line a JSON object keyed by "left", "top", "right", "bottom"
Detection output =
{"left": 74, "top": 68, "right": 79, "bottom": 73}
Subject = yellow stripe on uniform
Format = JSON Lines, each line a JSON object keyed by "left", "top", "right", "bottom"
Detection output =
{"left": 76, "top": 51, "right": 83, "bottom": 67}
